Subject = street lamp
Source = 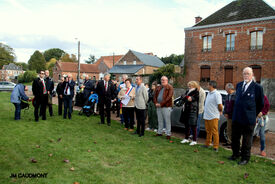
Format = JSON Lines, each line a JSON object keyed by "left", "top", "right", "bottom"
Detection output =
{"left": 75, "top": 38, "right": 81, "bottom": 86}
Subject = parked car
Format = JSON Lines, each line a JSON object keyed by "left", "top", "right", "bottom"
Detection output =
{"left": 0, "top": 81, "right": 16, "bottom": 91}
{"left": 171, "top": 90, "right": 229, "bottom": 142}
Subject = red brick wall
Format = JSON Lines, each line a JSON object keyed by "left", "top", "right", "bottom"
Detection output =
{"left": 184, "top": 19, "right": 275, "bottom": 89}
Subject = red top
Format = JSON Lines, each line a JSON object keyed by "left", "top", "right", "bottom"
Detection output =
{"left": 261, "top": 95, "right": 270, "bottom": 115}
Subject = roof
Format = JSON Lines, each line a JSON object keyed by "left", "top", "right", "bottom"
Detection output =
{"left": 2, "top": 63, "right": 22, "bottom": 70}
{"left": 109, "top": 65, "right": 144, "bottom": 74}
{"left": 94, "top": 55, "right": 124, "bottom": 69}
{"left": 57, "top": 61, "right": 99, "bottom": 73}
{"left": 195, "top": 0, "right": 275, "bottom": 27}
{"left": 130, "top": 50, "right": 165, "bottom": 67}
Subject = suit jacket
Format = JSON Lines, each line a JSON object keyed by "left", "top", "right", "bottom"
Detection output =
{"left": 232, "top": 81, "right": 264, "bottom": 125}
{"left": 45, "top": 77, "right": 54, "bottom": 93}
{"left": 83, "top": 79, "right": 95, "bottom": 99}
{"left": 56, "top": 82, "right": 63, "bottom": 96}
{"left": 61, "top": 80, "right": 75, "bottom": 98}
{"left": 32, "top": 78, "right": 46, "bottom": 97}
{"left": 96, "top": 80, "right": 116, "bottom": 101}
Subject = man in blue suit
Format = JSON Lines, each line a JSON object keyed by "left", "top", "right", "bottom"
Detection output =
{"left": 229, "top": 67, "right": 264, "bottom": 165}
{"left": 61, "top": 73, "right": 75, "bottom": 119}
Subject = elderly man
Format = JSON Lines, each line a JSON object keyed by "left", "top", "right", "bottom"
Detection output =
{"left": 81, "top": 75, "right": 95, "bottom": 101}
{"left": 223, "top": 83, "right": 236, "bottom": 147}
{"left": 230, "top": 67, "right": 264, "bottom": 165}
{"left": 154, "top": 76, "right": 174, "bottom": 139}
{"left": 32, "top": 70, "right": 48, "bottom": 122}
{"left": 61, "top": 73, "right": 75, "bottom": 119}
{"left": 202, "top": 80, "right": 223, "bottom": 152}
{"left": 96, "top": 73, "right": 116, "bottom": 126}
{"left": 134, "top": 76, "right": 149, "bottom": 137}
{"left": 44, "top": 70, "right": 54, "bottom": 116}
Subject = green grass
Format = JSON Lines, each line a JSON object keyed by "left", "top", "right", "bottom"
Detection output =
{"left": 0, "top": 92, "right": 274, "bottom": 184}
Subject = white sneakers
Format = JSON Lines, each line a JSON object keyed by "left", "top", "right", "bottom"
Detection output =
{"left": 189, "top": 141, "right": 197, "bottom": 146}
{"left": 180, "top": 139, "right": 189, "bottom": 144}
{"left": 181, "top": 139, "right": 197, "bottom": 146}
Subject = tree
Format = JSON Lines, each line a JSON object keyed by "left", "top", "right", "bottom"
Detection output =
{"left": 28, "top": 50, "right": 46, "bottom": 73}
{"left": 18, "top": 70, "right": 37, "bottom": 83}
{"left": 161, "top": 54, "right": 184, "bottom": 65}
{"left": 15, "top": 62, "right": 29, "bottom": 71}
{"left": 0, "top": 42, "right": 15, "bottom": 68}
{"left": 46, "top": 58, "right": 57, "bottom": 77}
{"left": 85, "top": 54, "right": 96, "bottom": 64}
{"left": 60, "top": 53, "right": 77, "bottom": 62}
{"left": 149, "top": 64, "right": 176, "bottom": 84}
{"left": 43, "top": 48, "right": 65, "bottom": 62}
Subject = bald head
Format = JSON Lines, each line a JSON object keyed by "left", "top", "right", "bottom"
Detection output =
{"left": 243, "top": 67, "right": 253, "bottom": 82}
{"left": 161, "top": 76, "right": 168, "bottom": 86}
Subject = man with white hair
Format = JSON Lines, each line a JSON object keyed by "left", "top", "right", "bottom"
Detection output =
{"left": 81, "top": 74, "right": 95, "bottom": 101}
{"left": 229, "top": 67, "right": 264, "bottom": 165}
{"left": 61, "top": 73, "right": 75, "bottom": 119}
{"left": 153, "top": 76, "right": 174, "bottom": 139}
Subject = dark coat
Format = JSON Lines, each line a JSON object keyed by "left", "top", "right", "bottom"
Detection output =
{"left": 232, "top": 81, "right": 264, "bottom": 125}
{"left": 56, "top": 82, "right": 63, "bottom": 96}
{"left": 32, "top": 78, "right": 46, "bottom": 97}
{"left": 224, "top": 91, "right": 236, "bottom": 119}
{"left": 96, "top": 80, "right": 116, "bottom": 102}
{"left": 45, "top": 77, "right": 54, "bottom": 94}
{"left": 83, "top": 79, "right": 95, "bottom": 99}
{"left": 180, "top": 89, "right": 199, "bottom": 126}
{"left": 61, "top": 80, "right": 75, "bottom": 98}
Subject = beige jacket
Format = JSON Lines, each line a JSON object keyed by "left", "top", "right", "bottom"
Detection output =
{"left": 118, "top": 86, "right": 136, "bottom": 107}
{"left": 198, "top": 87, "right": 206, "bottom": 114}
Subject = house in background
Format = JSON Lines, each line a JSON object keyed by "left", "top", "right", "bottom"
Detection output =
{"left": 184, "top": 0, "right": 275, "bottom": 89}
{"left": 0, "top": 63, "right": 24, "bottom": 81}
{"left": 53, "top": 61, "right": 99, "bottom": 82}
{"left": 109, "top": 50, "right": 164, "bottom": 82}
{"left": 94, "top": 54, "right": 124, "bottom": 79}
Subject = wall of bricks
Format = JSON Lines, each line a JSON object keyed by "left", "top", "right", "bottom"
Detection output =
{"left": 184, "top": 19, "right": 275, "bottom": 89}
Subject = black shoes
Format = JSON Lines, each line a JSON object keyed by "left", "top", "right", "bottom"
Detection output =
{"left": 228, "top": 155, "right": 240, "bottom": 161}
{"left": 238, "top": 160, "right": 249, "bottom": 165}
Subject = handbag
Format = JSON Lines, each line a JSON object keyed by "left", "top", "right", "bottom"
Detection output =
{"left": 20, "top": 100, "right": 29, "bottom": 109}
{"left": 48, "top": 94, "right": 53, "bottom": 105}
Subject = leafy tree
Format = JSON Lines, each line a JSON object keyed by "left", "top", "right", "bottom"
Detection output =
{"left": 0, "top": 42, "right": 15, "bottom": 68}
{"left": 161, "top": 54, "right": 184, "bottom": 65}
{"left": 85, "top": 54, "right": 96, "bottom": 64}
{"left": 15, "top": 62, "right": 29, "bottom": 71}
{"left": 46, "top": 58, "right": 57, "bottom": 77}
{"left": 149, "top": 64, "right": 176, "bottom": 84}
{"left": 18, "top": 70, "right": 37, "bottom": 83}
{"left": 28, "top": 50, "right": 46, "bottom": 73}
{"left": 43, "top": 48, "right": 65, "bottom": 62}
{"left": 60, "top": 53, "right": 77, "bottom": 62}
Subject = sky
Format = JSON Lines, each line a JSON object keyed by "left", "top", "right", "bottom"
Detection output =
{"left": 0, "top": 0, "right": 274, "bottom": 63}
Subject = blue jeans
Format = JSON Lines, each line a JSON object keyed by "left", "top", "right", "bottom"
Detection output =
{"left": 13, "top": 103, "right": 21, "bottom": 120}
{"left": 258, "top": 117, "right": 266, "bottom": 151}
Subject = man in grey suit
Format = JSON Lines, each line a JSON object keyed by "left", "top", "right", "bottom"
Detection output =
{"left": 229, "top": 67, "right": 264, "bottom": 165}
{"left": 134, "top": 76, "right": 149, "bottom": 137}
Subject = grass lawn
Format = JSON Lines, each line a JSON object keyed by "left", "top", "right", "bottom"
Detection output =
{"left": 0, "top": 92, "right": 274, "bottom": 184}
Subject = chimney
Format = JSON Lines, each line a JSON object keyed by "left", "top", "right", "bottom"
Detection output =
{"left": 195, "top": 16, "right": 202, "bottom": 24}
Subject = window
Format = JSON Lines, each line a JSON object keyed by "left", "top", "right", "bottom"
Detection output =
{"left": 123, "top": 61, "right": 127, "bottom": 65}
{"left": 200, "top": 65, "right": 210, "bottom": 82}
{"left": 202, "top": 36, "right": 212, "bottom": 52}
{"left": 226, "top": 34, "right": 235, "bottom": 51}
{"left": 133, "top": 60, "right": 136, "bottom": 65}
{"left": 251, "top": 65, "right": 261, "bottom": 83}
{"left": 250, "top": 31, "right": 263, "bottom": 50}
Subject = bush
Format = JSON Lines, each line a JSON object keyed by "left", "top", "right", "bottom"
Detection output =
{"left": 18, "top": 70, "right": 37, "bottom": 83}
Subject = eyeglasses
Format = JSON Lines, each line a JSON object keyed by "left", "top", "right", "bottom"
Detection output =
{"left": 40, "top": 73, "right": 45, "bottom": 75}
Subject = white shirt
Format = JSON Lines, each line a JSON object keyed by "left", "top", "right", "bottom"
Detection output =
{"left": 242, "top": 80, "right": 252, "bottom": 93}
{"left": 203, "top": 89, "right": 222, "bottom": 120}
{"left": 64, "top": 82, "right": 71, "bottom": 95}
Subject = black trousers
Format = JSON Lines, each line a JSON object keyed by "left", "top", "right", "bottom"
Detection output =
{"left": 63, "top": 95, "right": 73, "bottom": 119}
{"left": 99, "top": 99, "right": 111, "bottom": 124}
{"left": 58, "top": 96, "right": 63, "bottom": 115}
{"left": 232, "top": 122, "right": 255, "bottom": 161}
{"left": 136, "top": 108, "right": 146, "bottom": 135}
{"left": 122, "top": 107, "right": 135, "bottom": 129}
{"left": 34, "top": 95, "right": 47, "bottom": 121}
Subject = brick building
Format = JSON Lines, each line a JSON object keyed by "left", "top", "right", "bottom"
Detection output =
{"left": 53, "top": 61, "right": 99, "bottom": 82}
{"left": 109, "top": 50, "right": 164, "bottom": 82}
{"left": 1, "top": 63, "right": 24, "bottom": 81}
{"left": 184, "top": 0, "right": 275, "bottom": 89}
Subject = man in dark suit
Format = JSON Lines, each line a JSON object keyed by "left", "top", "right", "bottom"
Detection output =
{"left": 56, "top": 77, "right": 64, "bottom": 115}
{"left": 32, "top": 70, "right": 48, "bottom": 122}
{"left": 230, "top": 67, "right": 264, "bottom": 165}
{"left": 81, "top": 75, "right": 95, "bottom": 102}
{"left": 61, "top": 73, "right": 75, "bottom": 119}
{"left": 96, "top": 73, "right": 116, "bottom": 126}
{"left": 45, "top": 70, "right": 54, "bottom": 116}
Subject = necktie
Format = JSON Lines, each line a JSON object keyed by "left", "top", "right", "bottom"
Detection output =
{"left": 65, "top": 83, "right": 69, "bottom": 95}
{"left": 42, "top": 80, "right": 47, "bottom": 94}
{"left": 242, "top": 82, "right": 247, "bottom": 94}
{"left": 105, "top": 82, "right": 107, "bottom": 92}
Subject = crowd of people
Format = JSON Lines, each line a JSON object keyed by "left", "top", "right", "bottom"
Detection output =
{"left": 10, "top": 66, "right": 270, "bottom": 165}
